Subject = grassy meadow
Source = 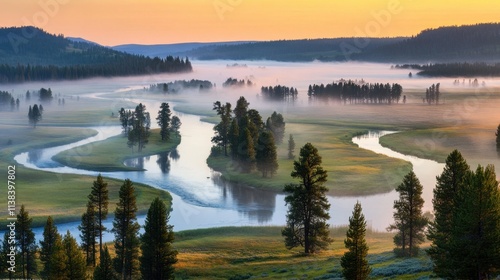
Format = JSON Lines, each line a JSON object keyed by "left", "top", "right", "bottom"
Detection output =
{"left": 53, "top": 129, "right": 181, "bottom": 172}
{"left": 171, "top": 226, "right": 432, "bottom": 279}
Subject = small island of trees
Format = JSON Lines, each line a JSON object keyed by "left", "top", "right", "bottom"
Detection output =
{"left": 308, "top": 80, "right": 403, "bottom": 104}
{"left": 148, "top": 79, "right": 214, "bottom": 93}
{"left": 211, "top": 96, "right": 284, "bottom": 177}
{"left": 222, "top": 77, "right": 253, "bottom": 87}
{"left": 260, "top": 85, "right": 298, "bottom": 102}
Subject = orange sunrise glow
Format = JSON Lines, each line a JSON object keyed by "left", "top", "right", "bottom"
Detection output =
{"left": 1, "top": 0, "right": 500, "bottom": 45}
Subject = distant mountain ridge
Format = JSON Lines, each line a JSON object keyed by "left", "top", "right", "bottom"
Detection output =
{"left": 112, "top": 41, "right": 255, "bottom": 58}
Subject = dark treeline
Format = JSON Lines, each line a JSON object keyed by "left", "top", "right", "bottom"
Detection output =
{"left": 222, "top": 77, "right": 253, "bottom": 87}
{"left": 0, "top": 27, "right": 192, "bottom": 83}
{"left": 260, "top": 85, "right": 298, "bottom": 102}
{"left": 415, "top": 62, "right": 500, "bottom": 77}
{"left": 0, "top": 56, "right": 192, "bottom": 83}
{"left": 308, "top": 80, "right": 403, "bottom": 104}
{"left": 149, "top": 79, "right": 213, "bottom": 93}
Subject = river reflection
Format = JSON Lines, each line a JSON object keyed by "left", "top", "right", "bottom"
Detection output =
{"left": 211, "top": 174, "right": 276, "bottom": 223}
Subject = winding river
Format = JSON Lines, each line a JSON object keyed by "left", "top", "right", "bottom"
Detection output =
{"left": 13, "top": 96, "right": 444, "bottom": 242}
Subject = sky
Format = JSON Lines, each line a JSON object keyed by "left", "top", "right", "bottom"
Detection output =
{"left": 1, "top": 0, "right": 499, "bottom": 46}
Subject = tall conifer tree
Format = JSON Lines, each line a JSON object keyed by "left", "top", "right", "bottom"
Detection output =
{"left": 341, "top": 202, "right": 371, "bottom": 280}
{"left": 113, "top": 179, "right": 140, "bottom": 280}
{"left": 140, "top": 198, "right": 178, "bottom": 280}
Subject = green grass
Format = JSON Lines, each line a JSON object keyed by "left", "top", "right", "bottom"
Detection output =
{"left": 0, "top": 125, "right": 172, "bottom": 228}
{"left": 53, "top": 129, "right": 181, "bottom": 172}
{"left": 208, "top": 122, "right": 412, "bottom": 196}
{"left": 172, "top": 226, "right": 433, "bottom": 279}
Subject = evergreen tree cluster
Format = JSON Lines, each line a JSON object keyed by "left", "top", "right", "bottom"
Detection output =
{"left": 118, "top": 104, "right": 151, "bottom": 152}
{"left": 308, "top": 80, "right": 403, "bottom": 104}
{"left": 260, "top": 85, "right": 298, "bottom": 101}
{"left": 427, "top": 150, "right": 500, "bottom": 279}
{"left": 0, "top": 175, "right": 177, "bottom": 279}
{"left": 222, "top": 77, "right": 253, "bottom": 87}
{"left": 39, "top": 88, "right": 54, "bottom": 103}
{"left": 424, "top": 83, "right": 441, "bottom": 104}
{"left": 211, "top": 97, "right": 282, "bottom": 177}
{"left": 119, "top": 102, "right": 181, "bottom": 152}
{"left": 0, "top": 90, "right": 19, "bottom": 111}
{"left": 149, "top": 79, "right": 213, "bottom": 93}
{"left": 0, "top": 56, "right": 192, "bottom": 83}
{"left": 28, "top": 104, "right": 43, "bottom": 128}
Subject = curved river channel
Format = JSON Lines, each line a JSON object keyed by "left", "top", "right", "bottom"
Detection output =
{"left": 13, "top": 97, "right": 445, "bottom": 242}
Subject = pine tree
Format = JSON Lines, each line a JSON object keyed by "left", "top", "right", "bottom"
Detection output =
{"left": 113, "top": 179, "right": 140, "bottom": 280}
{"left": 94, "top": 245, "right": 118, "bottom": 280}
{"left": 229, "top": 118, "right": 239, "bottom": 159}
{"left": 450, "top": 165, "right": 500, "bottom": 278}
{"left": 256, "top": 130, "right": 279, "bottom": 177}
{"left": 282, "top": 143, "right": 332, "bottom": 254}
{"left": 427, "top": 150, "right": 469, "bottom": 277}
{"left": 211, "top": 101, "right": 232, "bottom": 156}
{"left": 239, "top": 127, "right": 256, "bottom": 173}
{"left": 79, "top": 200, "right": 97, "bottom": 266}
{"left": 156, "top": 102, "right": 172, "bottom": 141}
{"left": 170, "top": 116, "right": 182, "bottom": 134}
{"left": 16, "top": 205, "right": 37, "bottom": 279}
{"left": 40, "top": 216, "right": 60, "bottom": 278}
{"left": 233, "top": 96, "right": 249, "bottom": 121}
{"left": 28, "top": 104, "right": 42, "bottom": 128}
{"left": 288, "top": 134, "right": 295, "bottom": 159}
{"left": 47, "top": 234, "right": 67, "bottom": 280}
{"left": 89, "top": 173, "right": 109, "bottom": 255}
{"left": 388, "top": 171, "right": 428, "bottom": 257}
{"left": 266, "top": 111, "right": 286, "bottom": 144}
{"left": 62, "top": 231, "right": 87, "bottom": 280}
{"left": 341, "top": 202, "right": 371, "bottom": 280}
{"left": 128, "top": 103, "right": 150, "bottom": 152}
{"left": 140, "top": 198, "right": 178, "bottom": 280}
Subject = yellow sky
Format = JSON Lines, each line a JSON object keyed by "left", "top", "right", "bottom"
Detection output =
{"left": 1, "top": 0, "right": 499, "bottom": 46}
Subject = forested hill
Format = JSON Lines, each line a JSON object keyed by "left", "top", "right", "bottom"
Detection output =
{"left": 185, "top": 38, "right": 405, "bottom": 61}
{"left": 354, "top": 23, "right": 500, "bottom": 62}
{"left": 0, "top": 26, "right": 192, "bottom": 83}
{"left": 184, "top": 23, "right": 500, "bottom": 63}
